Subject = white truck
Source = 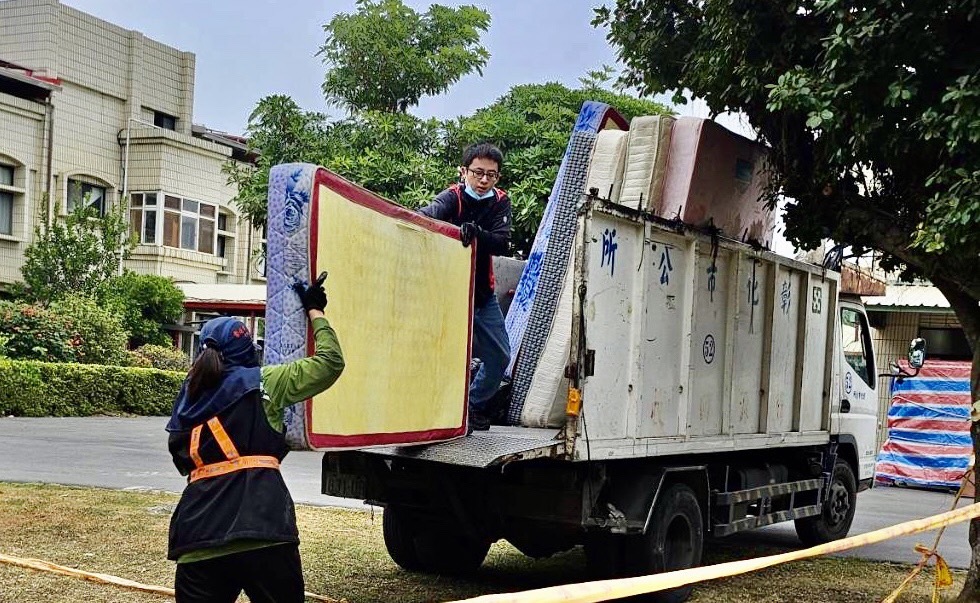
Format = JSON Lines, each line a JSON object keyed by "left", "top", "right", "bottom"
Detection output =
{"left": 322, "top": 193, "right": 913, "bottom": 602}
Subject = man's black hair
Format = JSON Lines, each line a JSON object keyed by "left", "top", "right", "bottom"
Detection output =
{"left": 461, "top": 142, "right": 503, "bottom": 169}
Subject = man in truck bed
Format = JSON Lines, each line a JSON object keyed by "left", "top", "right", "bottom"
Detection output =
{"left": 420, "top": 142, "right": 512, "bottom": 433}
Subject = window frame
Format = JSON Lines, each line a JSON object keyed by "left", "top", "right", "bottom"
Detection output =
{"left": 0, "top": 162, "right": 26, "bottom": 238}
{"left": 135, "top": 191, "right": 219, "bottom": 256}
{"left": 153, "top": 111, "right": 177, "bottom": 131}
{"left": 66, "top": 177, "right": 108, "bottom": 217}
{"left": 840, "top": 306, "right": 876, "bottom": 388}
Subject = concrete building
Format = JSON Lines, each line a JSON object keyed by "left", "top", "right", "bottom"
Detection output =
{"left": 0, "top": 0, "right": 265, "bottom": 292}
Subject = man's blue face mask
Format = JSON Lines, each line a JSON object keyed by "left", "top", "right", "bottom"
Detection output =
{"left": 465, "top": 184, "right": 495, "bottom": 200}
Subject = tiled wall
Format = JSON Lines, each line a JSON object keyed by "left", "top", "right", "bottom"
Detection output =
{"left": 0, "top": 92, "right": 45, "bottom": 283}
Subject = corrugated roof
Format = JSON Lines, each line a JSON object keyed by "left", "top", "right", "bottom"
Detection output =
{"left": 863, "top": 284, "right": 950, "bottom": 309}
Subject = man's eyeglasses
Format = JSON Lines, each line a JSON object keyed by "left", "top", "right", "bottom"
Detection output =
{"left": 467, "top": 168, "right": 500, "bottom": 181}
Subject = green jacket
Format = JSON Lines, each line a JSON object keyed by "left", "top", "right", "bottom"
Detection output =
{"left": 177, "top": 315, "right": 344, "bottom": 563}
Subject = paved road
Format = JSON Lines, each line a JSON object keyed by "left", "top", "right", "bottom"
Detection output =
{"left": 0, "top": 416, "right": 972, "bottom": 568}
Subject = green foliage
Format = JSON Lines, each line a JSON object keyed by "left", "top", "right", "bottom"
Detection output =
{"left": 122, "top": 349, "right": 152, "bottom": 368}
{"left": 48, "top": 294, "right": 128, "bottom": 365}
{"left": 596, "top": 0, "right": 980, "bottom": 312}
{"left": 319, "top": 0, "right": 490, "bottom": 114}
{"left": 20, "top": 202, "right": 135, "bottom": 303}
{"left": 99, "top": 272, "right": 185, "bottom": 348}
{"left": 322, "top": 110, "right": 454, "bottom": 209}
{"left": 224, "top": 95, "right": 331, "bottom": 227}
{"left": 0, "top": 358, "right": 183, "bottom": 417}
{"left": 0, "top": 298, "right": 130, "bottom": 365}
{"left": 230, "top": 82, "right": 668, "bottom": 256}
{"left": 0, "top": 300, "right": 75, "bottom": 362}
{"left": 131, "top": 344, "right": 190, "bottom": 372}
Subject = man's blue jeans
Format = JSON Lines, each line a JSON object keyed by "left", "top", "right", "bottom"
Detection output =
{"left": 470, "top": 295, "right": 511, "bottom": 416}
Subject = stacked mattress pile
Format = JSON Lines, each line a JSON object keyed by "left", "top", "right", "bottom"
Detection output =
{"left": 504, "top": 102, "right": 630, "bottom": 427}
{"left": 504, "top": 113, "right": 778, "bottom": 428}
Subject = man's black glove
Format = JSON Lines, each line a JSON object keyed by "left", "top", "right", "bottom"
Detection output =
{"left": 459, "top": 222, "right": 483, "bottom": 248}
{"left": 293, "top": 272, "right": 328, "bottom": 312}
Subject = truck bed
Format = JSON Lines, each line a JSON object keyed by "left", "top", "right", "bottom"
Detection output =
{"left": 363, "top": 426, "right": 563, "bottom": 468}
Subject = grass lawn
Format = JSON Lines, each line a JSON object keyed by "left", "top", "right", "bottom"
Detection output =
{"left": 0, "top": 482, "right": 962, "bottom": 602}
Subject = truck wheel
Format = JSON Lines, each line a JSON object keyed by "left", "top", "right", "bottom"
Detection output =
{"left": 623, "top": 483, "right": 704, "bottom": 603}
{"left": 795, "top": 459, "right": 857, "bottom": 546}
{"left": 412, "top": 521, "right": 491, "bottom": 576}
{"left": 382, "top": 506, "right": 423, "bottom": 571}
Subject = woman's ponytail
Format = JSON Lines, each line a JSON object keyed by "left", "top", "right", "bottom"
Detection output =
{"left": 186, "top": 346, "right": 223, "bottom": 401}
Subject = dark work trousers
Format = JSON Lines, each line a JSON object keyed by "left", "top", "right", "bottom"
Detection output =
{"left": 174, "top": 543, "right": 304, "bottom": 603}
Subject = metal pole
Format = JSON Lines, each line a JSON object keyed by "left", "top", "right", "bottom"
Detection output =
{"left": 118, "top": 119, "right": 133, "bottom": 275}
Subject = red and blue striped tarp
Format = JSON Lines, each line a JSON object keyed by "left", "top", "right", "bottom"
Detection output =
{"left": 874, "top": 360, "right": 973, "bottom": 490}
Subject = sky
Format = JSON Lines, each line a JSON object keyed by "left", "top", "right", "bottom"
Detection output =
{"left": 60, "top": 0, "right": 748, "bottom": 136}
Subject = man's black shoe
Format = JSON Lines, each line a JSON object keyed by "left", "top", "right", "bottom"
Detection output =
{"left": 467, "top": 409, "right": 491, "bottom": 435}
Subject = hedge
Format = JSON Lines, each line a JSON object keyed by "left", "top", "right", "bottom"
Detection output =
{"left": 0, "top": 358, "right": 185, "bottom": 417}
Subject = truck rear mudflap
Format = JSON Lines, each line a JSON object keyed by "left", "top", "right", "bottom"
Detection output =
{"left": 361, "top": 426, "right": 564, "bottom": 468}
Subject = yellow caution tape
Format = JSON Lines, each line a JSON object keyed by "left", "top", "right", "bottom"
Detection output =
{"left": 445, "top": 502, "right": 980, "bottom": 603}
{"left": 882, "top": 467, "right": 974, "bottom": 603}
{"left": 5, "top": 498, "right": 978, "bottom": 603}
{"left": 0, "top": 553, "right": 344, "bottom": 602}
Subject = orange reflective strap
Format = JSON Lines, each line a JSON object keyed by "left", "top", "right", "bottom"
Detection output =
{"left": 206, "top": 417, "right": 240, "bottom": 460}
{"left": 189, "top": 425, "right": 204, "bottom": 468}
{"left": 189, "top": 455, "right": 281, "bottom": 483}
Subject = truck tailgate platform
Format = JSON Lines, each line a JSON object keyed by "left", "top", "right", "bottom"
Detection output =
{"left": 364, "top": 426, "right": 563, "bottom": 468}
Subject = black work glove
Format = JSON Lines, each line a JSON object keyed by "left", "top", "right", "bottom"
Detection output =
{"left": 459, "top": 222, "right": 483, "bottom": 248}
{"left": 292, "top": 272, "right": 328, "bottom": 312}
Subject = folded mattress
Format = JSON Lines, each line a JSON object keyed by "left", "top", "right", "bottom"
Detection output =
{"left": 618, "top": 115, "right": 675, "bottom": 212}
{"left": 584, "top": 129, "right": 629, "bottom": 203}
{"left": 506, "top": 129, "right": 599, "bottom": 426}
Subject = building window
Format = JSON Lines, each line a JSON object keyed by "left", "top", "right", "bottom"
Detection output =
{"left": 918, "top": 327, "right": 971, "bottom": 360}
{"left": 160, "top": 194, "right": 216, "bottom": 254}
{"left": 216, "top": 209, "right": 236, "bottom": 271}
{"left": 129, "top": 192, "right": 158, "bottom": 244}
{"left": 67, "top": 178, "right": 106, "bottom": 216}
{"left": 0, "top": 164, "right": 15, "bottom": 236}
{"left": 153, "top": 111, "right": 177, "bottom": 131}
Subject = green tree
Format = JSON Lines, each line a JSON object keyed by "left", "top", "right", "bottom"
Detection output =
{"left": 20, "top": 201, "right": 134, "bottom": 303}
{"left": 99, "top": 272, "right": 184, "bottom": 348}
{"left": 226, "top": 95, "right": 455, "bottom": 227}
{"left": 596, "top": 2, "right": 980, "bottom": 597}
{"left": 229, "top": 83, "right": 668, "bottom": 255}
{"left": 318, "top": 0, "right": 490, "bottom": 114}
{"left": 224, "top": 95, "right": 331, "bottom": 227}
{"left": 446, "top": 82, "right": 670, "bottom": 253}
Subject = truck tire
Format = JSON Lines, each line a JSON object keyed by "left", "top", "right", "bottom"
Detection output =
{"left": 795, "top": 459, "right": 857, "bottom": 546}
{"left": 382, "top": 506, "right": 424, "bottom": 571}
{"left": 623, "top": 483, "right": 704, "bottom": 603}
{"left": 412, "top": 521, "right": 491, "bottom": 576}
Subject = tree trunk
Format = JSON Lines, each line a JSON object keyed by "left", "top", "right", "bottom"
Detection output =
{"left": 939, "top": 282, "right": 980, "bottom": 603}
